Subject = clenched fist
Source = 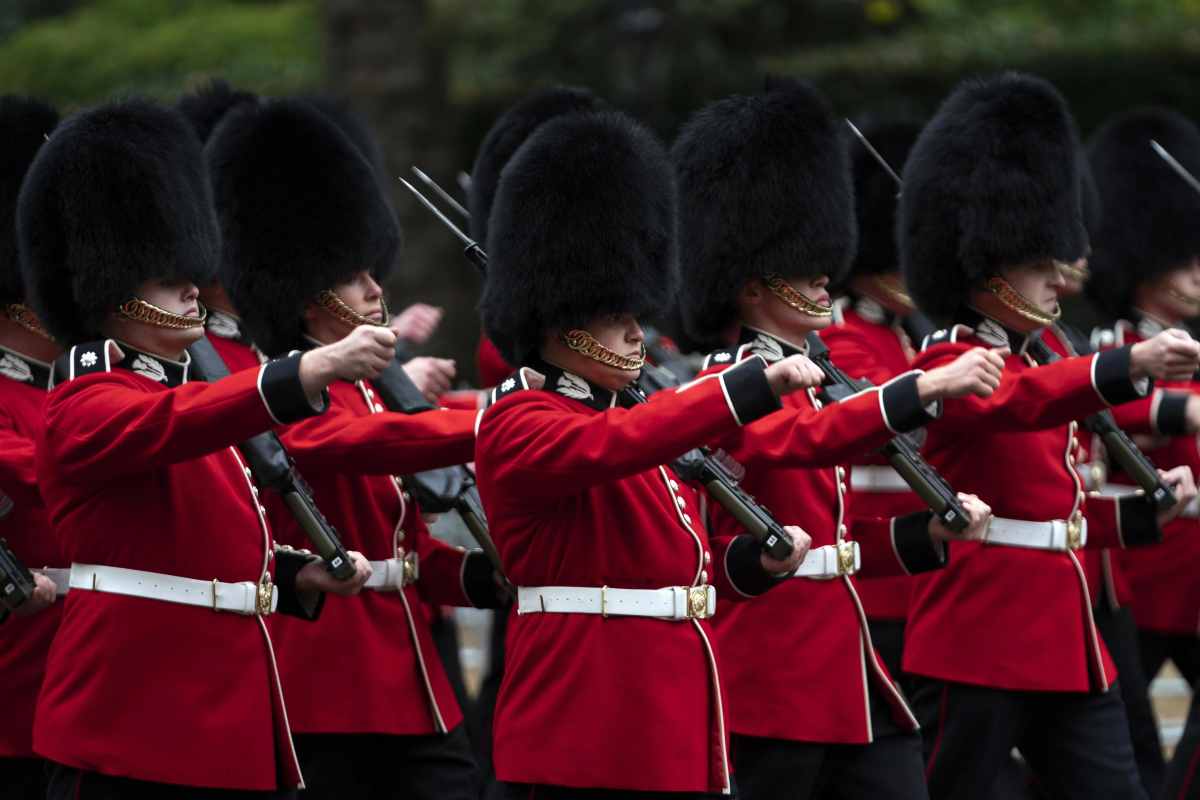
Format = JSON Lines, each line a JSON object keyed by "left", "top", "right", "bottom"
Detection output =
{"left": 300, "top": 325, "right": 398, "bottom": 398}
{"left": 1157, "top": 466, "right": 1199, "bottom": 527}
{"left": 761, "top": 524, "right": 813, "bottom": 575}
{"left": 297, "top": 550, "right": 373, "bottom": 597}
{"left": 928, "top": 493, "right": 993, "bottom": 541}
{"left": 1130, "top": 329, "right": 1200, "bottom": 383}
{"left": 390, "top": 302, "right": 443, "bottom": 345}
{"left": 918, "top": 347, "right": 1006, "bottom": 403}
{"left": 765, "top": 354, "right": 826, "bottom": 398}
{"left": 13, "top": 573, "right": 57, "bottom": 617}
{"left": 403, "top": 356, "right": 457, "bottom": 404}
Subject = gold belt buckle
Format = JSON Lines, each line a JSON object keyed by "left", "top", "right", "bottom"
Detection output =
{"left": 836, "top": 541, "right": 857, "bottom": 576}
{"left": 1066, "top": 512, "right": 1084, "bottom": 551}
{"left": 686, "top": 585, "right": 711, "bottom": 619}
{"left": 256, "top": 578, "right": 275, "bottom": 616}
{"left": 401, "top": 552, "right": 420, "bottom": 587}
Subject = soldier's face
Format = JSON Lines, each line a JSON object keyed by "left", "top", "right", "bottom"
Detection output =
{"left": 1058, "top": 257, "right": 1088, "bottom": 297}
{"left": 303, "top": 270, "right": 386, "bottom": 343}
{"left": 544, "top": 313, "right": 646, "bottom": 391}
{"left": 1146, "top": 258, "right": 1200, "bottom": 321}
{"left": 750, "top": 275, "right": 833, "bottom": 340}
{"left": 104, "top": 279, "right": 204, "bottom": 359}
{"left": 1000, "top": 261, "right": 1064, "bottom": 315}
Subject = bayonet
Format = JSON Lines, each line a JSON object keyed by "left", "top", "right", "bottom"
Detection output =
{"left": 411, "top": 166, "right": 470, "bottom": 220}
{"left": 1151, "top": 140, "right": 1200, "bottom": 196}
{"left": 398, "top": 177, "right": 488, "bottom": 273}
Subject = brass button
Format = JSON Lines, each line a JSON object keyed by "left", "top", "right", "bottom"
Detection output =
{"left": 704, "top": 552, "right": 711, "bottom": 565}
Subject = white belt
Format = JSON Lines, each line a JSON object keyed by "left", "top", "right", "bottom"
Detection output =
{"left": 516, "top": 584, "right": 716, "bottom": 621}
{"left": 792, "top": 542, "right": 860, "bottom": 579}
{"left": 1098, "top": 483, "right": 1199, "bottom": 518}
{"left": 983, "top": 516, "right": 1087, "bottom": 551}
{"left": 850, "top": 465, "right": 909, "bottom": 493}
{"left": 33, "top": 567, "right": 71, "bottom": 598}
{"left": 68, "top": 563, "right": 277, "bottom": 616}
{"left": 363, "top": 554, "right": 419, "bottom": 591}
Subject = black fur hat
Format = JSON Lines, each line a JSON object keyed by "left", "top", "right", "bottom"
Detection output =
{"left": 302, "top": 95, "right": 387, "bottom": 180}
{"left": 1086, "top": 108, "right": 1200, "bottom": 319}
{"left": 480, "top": 110, "right": 677, "bottom": 365}
{"left": 176, "top": 79, "right": 257, "bottom": 144}
{"left": 1078, "top": 151, "right": 1102, "bottom": 240}
{"left": 468, "top": 86, "right": 603, "bottom": 244}
{"left": 0, "top": 96, "right": 57, "bottom": 307}
{"left": 207, "top": 98, "right": 401, "bottom": 357}
{"left": 847, "top": 120, "right": 920, "bottom": 281}
{"left": 19, "top": 99, "right": 219, "bottom": 345}
{"left": 672, "top": 79, "right": 856, "bottom": 344}
{"left": 898, "top": 72, "right": 1087, "bottom": 324}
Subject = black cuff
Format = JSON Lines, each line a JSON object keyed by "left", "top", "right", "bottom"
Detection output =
{"left": 462, "top": 550, "right": 507, "bottom": 609}
{"left": 1093, "top": 346, "right": 1149, "bottom": 406}
{"left": 1117, "top": 494, "right": 1162, "bottom": 548}
{"left": 259, "top": 354, "right": 329, "bottom": 425}
{"left": 881, "top": 373, "right": 939, "bottom": 434}
{"left": 892, "top": 511, "right": 946, "bottom": 573}
{"left": 725, "top": 534, "right": 788, "bottom": 597}
{"left": 1156, "top": 391, "right": 1191, "bottom": 436}
{"left": 274, "top": 549, "right": 325, "bottom": 620}
{"left": 719, "top": 357, "right": 780, "bottom": 426}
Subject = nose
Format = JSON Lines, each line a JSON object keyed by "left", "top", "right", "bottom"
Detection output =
{"left": 627, "top": 318, "right": 645, "bottom": 344}
{"left": 182, "top": 283, "right": 200, "bottom": 302}
{"left": 811, "top": 275, "right": 830, "bottom": 290}
{"left": 364, "top": 273, "right": 383, "bottom": 299}
{"left": 1048, "top": 266, "right": 1066, "bottom": 288}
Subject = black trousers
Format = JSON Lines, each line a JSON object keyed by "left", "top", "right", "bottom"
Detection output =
{"left": 494, "top": 785, "right": 724, "bottom": 799}
{"left": 45, "top": 763, "right": 296, "bottom": 799}
{"left": 293, "top": 725, "right": 477, "bottom": 800}
{"left": 0, "top": 757, "right": 47, "bottom": 800}
{"left": 732, "top": 730, "right": 928, "bottom": 800}
{"left": 913, "top": 679, "right": 1146, "bottom": 800}
{"left": 866, "top": 618, "right": 909, "bottom": 693}
{"left": 1166, "top": 685, "right": 1200, "bottom": 799}
{"left": 1140, "top": 630, "right": 1200, "bottom": 686}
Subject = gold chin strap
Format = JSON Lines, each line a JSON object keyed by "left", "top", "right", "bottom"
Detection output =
{"left": 985, "top": 276, "right": 1061, "bottom": 326}
{"left": 1058, "top": 260, "right": 1090, "bottom": 283}
{"left": 869, "top": 274, "right": 916, "bottom": 312}
{"left": 4, "top": 303, "right": 55, "bottom": 341}
{"left": 1166, "top": 287, "right": 1200, "bottom": 309}
{"left": 764, "top": 274, "right": 833, "bottom": 318}
{"left": 316, "top": 289, "right": 390, "bottom": 329}
{"left": 561, "top": 329, "right": 646, "bottom": 371}
{"left": 118, "top": 298, "right": 208, "bottom": 330}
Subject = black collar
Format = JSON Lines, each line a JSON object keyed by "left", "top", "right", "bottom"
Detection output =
{"left": 0, "top": 344, "right": 52, "bottom": 390}
{"left": 205, "top": 309, "right": 254, "bottom": 347}
{"left": 736, "top": 326, "right": 808, "bottom": 364}
{"left": 530, "top": 357, "right": 641, "bottom": 411}
{"left": 955, "top": 308, "right": 1038, "bottom": 355}
{"left": 113, "top": 342, "right": 191, "bottom": 388}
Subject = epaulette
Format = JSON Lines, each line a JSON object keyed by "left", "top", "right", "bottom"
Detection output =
{"left": 919, "top": 324, "right": 972, "bottom": 352}
{"left": 50, "top": 340, "right": 115, "bottom": 388}
{"left": 1090, "top": 324, "right": 1122, "bottom": 350}
{"left": 701, "top": 343, "right": 753, "bottom": 370}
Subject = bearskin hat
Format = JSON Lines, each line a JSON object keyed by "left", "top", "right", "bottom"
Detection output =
{"left": 672, "top": 78, "right": 856, "bottom": 345}
{"left": 1085, "top": 108, "right": 1200, "bottom": 319}
{"left": 207, "top": 98, "right": 401, "bottom": 357}
{"left": 176, "top": 79, "right": 257, "bottom": 144}
{"left": 19, "top": 99, "right": 219, "bottom": 345}
{"left": 847, "top": 120, "right": 921, "bottom": 281}
{"left": 0, "top": 97, "right": 57, "bottom": 308}
{"left": 302, "top": 95, "right": 388, "bottom": 182}
{"left": 898, "top": 72, "right": 1086, "bottom": 324}
{"left": 1078, "top": 151, "right": 1102, "bottom": 240}
{"left": 468, "top": 86, "right": 603, "bottom": 244}
{"left": 480, "top": 110, "right": 677, "bottom": 365}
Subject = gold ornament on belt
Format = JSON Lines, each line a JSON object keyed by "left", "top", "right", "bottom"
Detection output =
{"left": 985, "top": 276, "right": 1060, "bottom": 326}
{"left": 560, "top": 328, "right": 646, "bottom": 371}
{"left": 117, "top": 298, "right": 207, "bottom": 329}
{"left": 764, "top": 274, "right": 833, "bottom": 318}
{"left": 1057, "top": 260, "right": 1090, "bottom": 284}
{"left": 316, "top": 289, "right": 390, "bottom": 328}
{"left": 870, "top": 274, "right": 916, "bottom": 312}
{"left": 3, "top": 303, "right": 54, "bottom": 341}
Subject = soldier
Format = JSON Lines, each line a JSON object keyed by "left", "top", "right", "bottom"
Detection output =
{"left": 0, "top": 95, "right": 65, "bottom": 800}
{"left": 673, "top": 78, "right": 998, "bottom": 800}
{"left": 1083, "top": 107, "right": 1200, "bottom": 799}
{"left": 898, "top": 73, "right": 1199, "bottom": 800}
{"left": 824, "top": 119, "right": 929, "bottom": 684}
{"left": 474, "top": 108, "right": 821, "bottom": 798}
{"left": 207, "top": 97, "right": 503, "bottom": 800}
{"left": 18, "top": 98, "right": 383, "bottom": 798}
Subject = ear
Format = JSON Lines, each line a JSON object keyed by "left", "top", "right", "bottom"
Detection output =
{"left": 739, "top": 278, "right": 766, "bottom": 308}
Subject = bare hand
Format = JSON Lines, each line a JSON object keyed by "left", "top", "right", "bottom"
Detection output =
{"left": 929, "top": 492, "right": 992, "bottom": 541}
{"left": 300, "top": 325, "right": 397, "bottom": 397}
{"left": 390, "top": 303, "right": 443, "bottom": 345}
{"left": 13, "top": 573, "right": 57, "bottom": 617}
{"left": 403, "top": 356, "right": 457, "bottom": 404}
{"left": 1157, "top": 466, "right": 1198, "bottom": 527}
{"left": 760, "top": 524, "right": 812, "bottom": 575}
{"left": 918, "top": 347, "right": 1006, "bottom": 403}
{"left": 296, "top": 550, "right": 372, "bottom": 597}
{"left": 1130, "top": 329, "right": 1200, "bottom": 382}
{"left": 764, "top": 355, "right": 825, "bottom": 398}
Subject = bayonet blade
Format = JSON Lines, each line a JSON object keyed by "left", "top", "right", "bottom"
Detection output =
{"left": 846, "top": 119, "right": 903, "bottom": 188}
{"left": 1151, "top": 140, "right": 1200, "bottom": 196}
{"left": 398, "top": 177, "right": 476, "bottom": 248}
{"left": 411, "top": 166, "right": 470, "bottom": 220}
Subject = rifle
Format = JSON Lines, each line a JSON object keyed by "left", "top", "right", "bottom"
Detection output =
{"left": 0, "top": 535, "right": 36, "bottom": 616}
{"left": 1027, "top": 333, "right": 1176, "bottom": 511}
{"left": 806, "top": 333, "right": 970, "bottom": 532}
{"left": 187, "top": 337, "right": 357, "bottom": 579}
{"left": 401, "top": 175, "right": 797, "bottom": 560}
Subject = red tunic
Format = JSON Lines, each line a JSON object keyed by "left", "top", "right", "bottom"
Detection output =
{"left": 476, "top": 333, "right": 512, "bottom": 387}
{"left": 905, "top": 320, "right": 1158, "bottom": 693}
{"left": 475, "top": 357, "right": 780, "bottom": 794}
{"left": 0, "top": 347, "right": 64, "bottom": 759}
{"left": 701, "top": 329, "right": 943, "bottom": 745}
{"left": 823, "top": 302, "right": 927, "bottom": 621}
{"left": 33, "top": 343, "right": 319, "bottom": 790}
{"left": 269, "top": 379, "right": 481, "bottom": 735}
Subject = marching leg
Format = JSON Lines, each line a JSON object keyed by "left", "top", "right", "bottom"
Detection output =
{"left": 730, "top": 734, "right": 825, "bottom": 800}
